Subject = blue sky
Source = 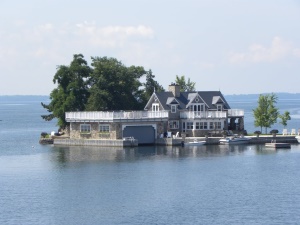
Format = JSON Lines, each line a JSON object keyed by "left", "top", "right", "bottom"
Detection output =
{"left": 1, "top": 0, "right": 300, "bottom": 95}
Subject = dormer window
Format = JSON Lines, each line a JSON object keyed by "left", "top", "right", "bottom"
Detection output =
{"left": 152, "top": 103, "right": 159, "bottom": 112}
{"left": 217, "top": 105, "right": 223, "bottom": 111}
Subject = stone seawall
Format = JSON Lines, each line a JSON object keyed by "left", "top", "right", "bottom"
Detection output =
{"left": 39, "top": 138, "right": 54, "bottom": 144}
{"left": 54, "top": 138, "right": 138, "bottom": 147}
{"left": 40, "top": 136, "right": 298, "bottom": 147}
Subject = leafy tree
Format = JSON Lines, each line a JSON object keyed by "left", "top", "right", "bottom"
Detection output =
{"left": 86, "top": 57, "right": 147, "bottom": 111}
{"left": 41, "top": 54, "right": 91, "bottom": 128}
{"left": 278, "top": 111, "right": 291, "bottom": 128}
{"left": 142, "top": 69, "right": 165, "bottom": 103}
{"left": 253, "top": 93, "right": 279, "bottom": 134}
{"left": 175, "top": 75, "right": 196, "bottom": 92}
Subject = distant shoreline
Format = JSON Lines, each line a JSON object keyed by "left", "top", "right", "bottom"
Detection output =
{"left": 1, "top": 93, "right": 300, "bottom": 102}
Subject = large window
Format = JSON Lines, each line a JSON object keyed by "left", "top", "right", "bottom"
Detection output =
{"left": 99, "top": 124, "right": 110, "bottom": 133}
{"left": 80, "top": 124, "right": 91, "bottom": 133}
{"left": 199, "top": 122, "right": 208, "bottom": 129}
{"left": 169, "top": 120, "right": 179, "bottom": 129}
{"left": 189, "top": 104, "right": 205, "bottom": 112}
{"left": 209, "top": 122, "right": 222, "bottom": 129}
{"left": 187, "top": 122, "right": 193, "bottom": 130}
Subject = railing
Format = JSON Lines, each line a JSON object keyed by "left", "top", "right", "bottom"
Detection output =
{"left": 180, "top": 111, "right": 227, "bottom": 119}
{"left": 228, "top": 109, "right": 244, "bottom": 117}
{"left": 66, "top": 110, "right": 169, "bottom": 121}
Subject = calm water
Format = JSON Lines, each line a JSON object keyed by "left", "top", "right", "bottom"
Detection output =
{"left": 1, "top": 97, "right": 300, "bottom": 225}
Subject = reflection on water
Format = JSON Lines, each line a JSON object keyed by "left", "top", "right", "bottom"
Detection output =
{"left": 51, "top": 144, "right": 295, "bottom": 165}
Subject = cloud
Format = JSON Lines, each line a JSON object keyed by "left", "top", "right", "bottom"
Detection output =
{"left": 75, "top": 22, "right": 154, "bottom": 47}
{"left": 229, "top": 37, "right": 298, "bottom": 64}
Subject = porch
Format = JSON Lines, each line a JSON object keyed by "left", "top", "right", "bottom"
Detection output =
{"left": 66, "top": 110, "right": 169, "bottom": 122}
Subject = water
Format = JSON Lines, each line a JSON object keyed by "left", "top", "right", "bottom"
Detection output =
{"left": 1, "top": 97, "right": 300, "bottom": 225}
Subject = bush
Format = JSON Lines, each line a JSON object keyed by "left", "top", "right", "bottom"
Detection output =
{"left": 41, "top": 132, "right": 48, "bottom": 138}
{"left": 270, "top": 129, "right": 279, "bottom": 134}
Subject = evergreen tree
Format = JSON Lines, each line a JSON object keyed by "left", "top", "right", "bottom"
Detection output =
{"left": 175, "top": 75, "right": 196, "bottom": 92}
{"left": 142, "top": 69, "right": 165, "bottom": 102}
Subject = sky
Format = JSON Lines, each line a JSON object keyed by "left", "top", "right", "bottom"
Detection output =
{"left": 1, "top": 0, "right": 300, "bottom": 95}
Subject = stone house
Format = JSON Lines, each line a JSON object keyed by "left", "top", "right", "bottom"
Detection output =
{"left": 65, "top": 83, "right": 245, "bottom": 145}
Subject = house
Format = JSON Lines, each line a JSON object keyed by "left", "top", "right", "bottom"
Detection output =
{"left": 65, "top": 83, "right": 245, "bottom": 145}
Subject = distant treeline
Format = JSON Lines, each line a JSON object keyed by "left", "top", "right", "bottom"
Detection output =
{"left": 224, "top": 93, "right": 300, "bottom": 101}
{"left": 1, "top": 93, "right": 300, "bottom": 102}
{"left": 0, "top": 95, "right": 50, "bottom": 102}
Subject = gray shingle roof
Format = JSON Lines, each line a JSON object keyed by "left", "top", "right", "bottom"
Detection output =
{"left": 147, "top": 91, "right": 231, "bottom": 111}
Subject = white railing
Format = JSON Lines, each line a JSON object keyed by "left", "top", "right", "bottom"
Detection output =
{"left": 228, "top": 109, "right": 244, "bottom": 117}
{"left": 180, "top": 111, "right": 227, "bottom": 119}
{"left": 66, "top": 110, "right": 169, "bottom": 121}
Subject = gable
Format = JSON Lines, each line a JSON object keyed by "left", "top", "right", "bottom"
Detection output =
{"left": 212, "top": 96, "right": 225, "bottom": 104}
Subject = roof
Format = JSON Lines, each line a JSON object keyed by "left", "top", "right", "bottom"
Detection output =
{"left": 144, "top": 90, "right": 231, "bottom": 111}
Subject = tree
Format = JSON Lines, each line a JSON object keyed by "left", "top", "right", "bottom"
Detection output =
{"left": 86, "top": 57, "right": 147, "bottom": 111}
{"left": 253, "top": 93, "right": 279, "bottom": 134}
{"left": 175, "top": 75, "right": 196, "bottom": 92}
{"left": 142, "top": 69, "right": 165, "bottom": 103}
{"left": 278, "top": 111, "right": 291, "bottom": 128}
{"left": 41, "top": 54, "right": 91, "bottom": 128}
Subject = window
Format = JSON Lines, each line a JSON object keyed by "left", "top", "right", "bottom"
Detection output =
{"left": 187, "top": 122, "right": 193, "bottom": 130}
{"left": 217, "top": 105, "right": 223, "bottom": 111}
{"left": 171, "top": 105, "right": 177, "bottom": 113}
{"left": 99, "top": 124, "right": 110, "bottom": 133}
{"left": 199, "top": 122, "right": 208, "bottom": 129}
{"left": 169, "top": 120, "right": 179, "bottom": 129}
{"left": 152, "top": 103, "right": 159, "bottom": 112}
{"left": 182, "top": 122, "right": 186, "bottom": 133}
{"left": 80, "top": 124, "right": 91, "bottom": 133}
{"left": 190, "top": 104, "right": 205, "bottom": 112}
{"left": 209, "top": 122, "right": 222, "bottom": 130}
{"left": 195, "top": 122, "right": 200, "bottom": 129}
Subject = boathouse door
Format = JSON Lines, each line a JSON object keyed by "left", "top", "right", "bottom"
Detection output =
{"left": 123, "top": 125, "right": 155, "bottom": 145}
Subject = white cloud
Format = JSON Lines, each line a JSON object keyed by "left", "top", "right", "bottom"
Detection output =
{"left": 75, "top": 22, "right": 154, "bottom": 48}
{"left": 229, "top": 37, "right": 297, "bottom": 64}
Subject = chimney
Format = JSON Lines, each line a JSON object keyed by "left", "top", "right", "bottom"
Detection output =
{"left": 168, "top": 83, "right": 180, "bottom": 97}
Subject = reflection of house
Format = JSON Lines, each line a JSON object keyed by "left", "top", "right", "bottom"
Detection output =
{"left": 65, "top": 83, "right": 245, "bottom": 145}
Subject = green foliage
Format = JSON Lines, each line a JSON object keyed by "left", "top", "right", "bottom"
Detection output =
{"left": 175, "top": 75, "right": 196, "bottom": 92}
{"left": 86, "top": 57, "right": 147, "bottom": 111}
{"left": 278, "top": 111, "right": 291, "bottom": 128}
{"left": 253, "top": 93, "right": 279, "bottom": 134}
{"left": 41, "top": 54, "right": 91, "bottom": 128}
{"left": 42, "top": 54, "right": 165, "bottom": 126}
{"left": 142, "top": 69, "right": 165, "bottom": 102}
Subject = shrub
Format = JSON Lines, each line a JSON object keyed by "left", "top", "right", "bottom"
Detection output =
{"left": 270, "top": 129, "right": 279, "bottom": 134}
{"left": 41, "top": 132, "right": 48, "bottom": 138}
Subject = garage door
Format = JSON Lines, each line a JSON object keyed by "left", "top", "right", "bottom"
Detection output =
{"left": 123, "top": 126, "right": 155, "bottom": 145}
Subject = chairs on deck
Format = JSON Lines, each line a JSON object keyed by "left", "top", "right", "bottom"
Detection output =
{"left": 282, "top": 129, "right": 288, "bottom": 135}
{"left": 291, "top": 129, "right": 296, "bottom": 135}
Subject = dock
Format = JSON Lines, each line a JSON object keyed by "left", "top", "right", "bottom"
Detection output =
{"left": 265, "top": 142, "right": 291, "bottom": 149}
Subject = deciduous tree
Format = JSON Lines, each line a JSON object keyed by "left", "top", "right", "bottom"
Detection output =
{"left": 86, "top": 57, "right": 147, "bottom": 111}
{"left": 253, "top": 93, "right": 279, "bottom": 134}
{"left": 278, "top": 111, "right": 291, "bottom": 128}
{"left": 41, "top": 54, "right": 91, "bottom": 128}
